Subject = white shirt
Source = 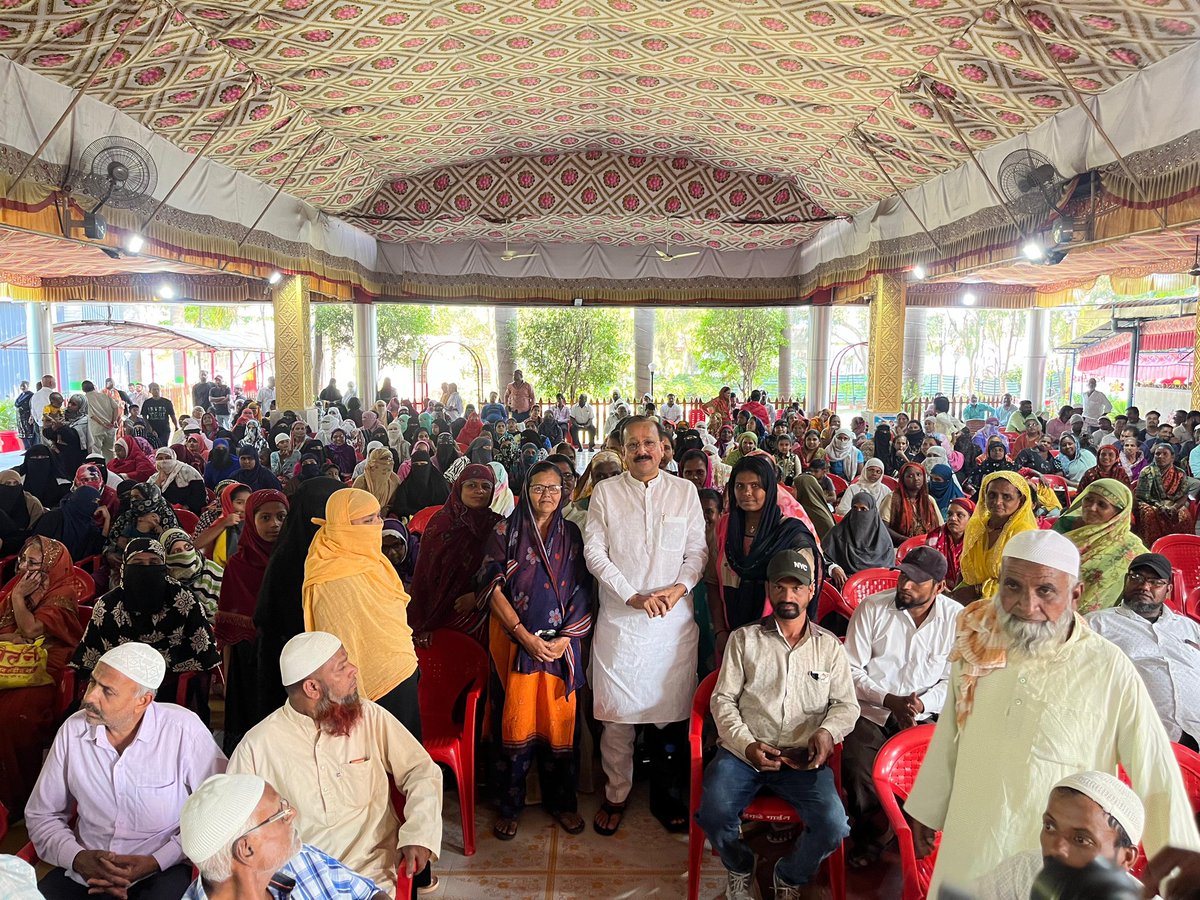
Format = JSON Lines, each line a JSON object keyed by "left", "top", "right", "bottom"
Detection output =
{"left": 30, "top": 387, "right": 54, "bottom": 418}
{"left": 552, "top": 403, "right": 571, "bottom": 425}
{"left": 445, "top": 391, "right": 463, "bottom": 418}
{"left": 1084, "top": 389, "right": 1113, "bottom": 424}
{"left": 843, "top": 590, "right": 962, "bottom": 727}
{"left": 660, "top": 402, "right": 684, "bottom": 424}
{"left": 258, "top": 385, "right": 275, "bottom": 408}
{"left": 584, "top": 470, "right": 708, "bottom": 724}
{"left": 905, "top": 618, "right": 1200, "bottom": 893}
{"left": 1088, "top": 604, "right": 1200, "bottom": 742}
{"left": 570, "top": 403, "right": 594, "bottom": 427}
{"left": 973, "top": 849, "right": 1147, "bottom": 900}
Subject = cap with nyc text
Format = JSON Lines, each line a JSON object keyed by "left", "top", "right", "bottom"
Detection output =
{"left": 767, "top": 548, "right": 814, "bottom": 586}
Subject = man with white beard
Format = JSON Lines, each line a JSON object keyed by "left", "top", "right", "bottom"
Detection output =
{"left": 904, "top": 529, "right": 1200, "bottom": 894}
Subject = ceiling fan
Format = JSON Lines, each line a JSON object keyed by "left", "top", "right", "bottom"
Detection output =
{"left": 652, "top": 234, "right": 700, "bottom": 262}
{"left": 499, "top": 236, "right": 538, "bottom": 262}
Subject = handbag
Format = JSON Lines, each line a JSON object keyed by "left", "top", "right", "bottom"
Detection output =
{"left": 0, "top": 636, "right": 52, "bottom": 689}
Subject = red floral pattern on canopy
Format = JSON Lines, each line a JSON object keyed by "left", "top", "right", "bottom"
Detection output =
{"left": 2, "top": 0, "right": 1199, "bottom": 248}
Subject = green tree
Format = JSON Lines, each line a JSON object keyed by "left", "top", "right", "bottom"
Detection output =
{"left": 693, "top": 308, "right": 787, "bottom": 395}
{"left": 513, "top": 308, "right": 630, "bottom": 401}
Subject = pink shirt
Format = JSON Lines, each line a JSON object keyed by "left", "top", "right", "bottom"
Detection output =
{"left": 25, "top": 703, "right": 226, "bottom": 885}
{"left": 504, "top": 381, "right": 535, "bottom": 414}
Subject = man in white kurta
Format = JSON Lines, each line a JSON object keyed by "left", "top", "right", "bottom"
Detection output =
{"left": 228, "top": 632, "right": 442, "bottom": 898}
{"left": 584, "top": 415, "right": 707, "bottom": 830}
{"left": 905, "top": 530, "right": 1199, "bottom": 894}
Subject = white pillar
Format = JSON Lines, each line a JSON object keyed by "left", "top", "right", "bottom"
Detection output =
{"left": 634, "top": 307, "right": 655, "bottom": 399}
{"left": 1024, "top": 307, "right": 1050, "bottom": 412}
{"left": 903, "top": 306, "right": 927, "bottom": 393}
{"left": 807, "top": 304, "right": 831, "bottom": 413}
{"left": 352, "top": 302, "right": 378, "bottom": 406}
{"left": 26, "top": 301, "right": 55, "bottom": 386}
{"left": 494, "top": 307, "right": 517, "bottom": 395}
{"left": 778, "top": 311, "right": 793, "bottom": 399}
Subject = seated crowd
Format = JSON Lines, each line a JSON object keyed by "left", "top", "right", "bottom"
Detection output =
{"left": 1, "top": 371, "right": 1199, "bottom": 900}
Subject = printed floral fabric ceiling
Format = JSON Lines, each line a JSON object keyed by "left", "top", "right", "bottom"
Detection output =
{"left": 2, "top": 0, "right": 1200, "bottom": 249}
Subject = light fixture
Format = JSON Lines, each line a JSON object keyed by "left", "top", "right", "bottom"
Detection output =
{"left": 911, "top": 264, "right": 927, "bottom": 281}
{"left": 1021, "top": 239, "right": 1045, "bottom": 261}
{"left": 155, "top": 283, "right": 175, "bottom": 300}
{"left": 962, "top": 290, "right": 977, "bottom": 306}
{"left": 573, "top": 297, "right": 583, "bottom": 307}
{"left": 267, "top": 270, "right": 283, "bottom": 285}
{"left": 125, "top": 233, "right": 145, "bottom": 255}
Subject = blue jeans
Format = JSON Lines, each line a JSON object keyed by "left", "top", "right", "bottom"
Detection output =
{"left": 696, "top": 748, "right": 848, "bottom": 887}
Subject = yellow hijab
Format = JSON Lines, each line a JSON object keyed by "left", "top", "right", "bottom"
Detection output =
{"left": 356, "top": 447, "right": 399, "bottom": 510}
{"left": 303, "top": 489, "right": 406, "bottom": 616}
{"left": 959, "top": 470, "right": 1038, "bottom": 598}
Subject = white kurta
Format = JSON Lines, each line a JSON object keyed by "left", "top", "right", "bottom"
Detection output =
{"left": 584, "top": 470, "right": 707, "bottom": 725}
{"left": 905, "top": 619, "right": 1200, "bottom": 893}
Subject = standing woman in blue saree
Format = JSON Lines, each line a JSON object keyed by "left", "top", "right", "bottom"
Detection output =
{"left": 480, "top": 460, "right": 593, "bottom": 841}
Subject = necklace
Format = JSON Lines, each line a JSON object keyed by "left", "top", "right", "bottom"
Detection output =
{"left": 746, "top": 524, "right": 757, "bottom": 535}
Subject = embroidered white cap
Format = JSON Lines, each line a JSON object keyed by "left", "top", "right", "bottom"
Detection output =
{"left": 181, "top": 774, "right": 267, "bottom": 864}
{"left": 97, "top": 642, "right": 166, "bottom": 689}
{"left": 279, "top": 631, "right": 342, "bottom": 686}
{"left": 1001, "top": 528, "right": 1080, "bottom": 579}
{"left": 1053, "top": 770, "right": 1144, "bottom": 845}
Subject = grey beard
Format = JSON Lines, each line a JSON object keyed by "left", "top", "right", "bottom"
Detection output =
{"left": 1126, "top": 598, "right": 1162, "bottom": 618}
{"left": 996, "top": 598, "right": 1072, "bottom": 656}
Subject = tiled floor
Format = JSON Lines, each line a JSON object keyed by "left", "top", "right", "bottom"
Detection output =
{"left": 3, "top": 781, "right": 901, "bottom": 899}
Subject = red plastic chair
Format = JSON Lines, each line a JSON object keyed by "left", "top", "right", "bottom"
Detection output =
{"left": 841, "top": 568, "right": 901, "bottom": 612}
{"left": 0, "top": 799, "right": 7, "bottom": 844}
{"left": 172, "top": 506, "right": 201, "bottom": 533}
{"left": 895, "top": 535, "right": 928, "bottom": 564}
{"left": 827, "top": 474, "right": 848, "bottom": 500}
{"left": 388, "top": 783, "right": 416, "bottom": 898}
{"left": 1038, "top": 472, "right": 1073, "bottom": 503}
{"left": 1152, "top": 535, "right": 1200, "bottom": 597}
{"left": 406, "top": 504, "right": 443, "bottom": 536}
{"left": 881, "top": 475, "right": 899, "bottom": 490}
{"left": 816, "top": 582, "right": 856, "bottom": 632}
{"left": 872, "top": 724, "right": 939, "bottom": 900}
{"left": 687, "top": 671, "right": 846, "bottom": 900}
{"left": 1172, "top": 742, "right": 1200, "bottom": 810}
{"left": 72, "top": 567, "right": 96, "bottom": 605}
{"left": 414, "top": 628, "right": 488, "bottom": 856}
{"left": 74, "top": 554, "right": 102, "bottom": 575}
{"left": 1185, "top": 587, "right": 1200, "bottom": 625}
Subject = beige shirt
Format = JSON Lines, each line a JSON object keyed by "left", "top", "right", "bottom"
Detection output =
{"left": 229, "top": 699, "right": 442, "bottom": 897}
{"left": 905, "top": 620, "right": 1200, "bottom": 893}
{"left": 712, "top": 617, "right": 859, "bottom": 767}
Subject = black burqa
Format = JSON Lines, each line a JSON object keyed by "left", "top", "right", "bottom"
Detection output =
{"left": 823, "top": 491, "right": 895, "bottom": 576}
{"left": 723, "top": 454, "right": 824, "bottom": 630}
{"left": 19, "top": 445, "right": 65, "bottom": 508}
{"left": 391, "top": 450, "right": 450, "bottom": 518}
{"left": 252, "top": 477, "right": 346, "bottom": 721}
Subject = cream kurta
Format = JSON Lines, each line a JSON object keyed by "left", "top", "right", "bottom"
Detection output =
{"left": 228, "top": 699, "right": 442, "bottom": 898}
{"left": 905, "top": 618, "right": 1200, "bottom": 893}
{"left": 584, "top": 470, "right": 707, "bottom": 725}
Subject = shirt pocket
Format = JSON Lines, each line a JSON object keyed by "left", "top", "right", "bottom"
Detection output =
{"left": 130, "top": 775, "right": 182, "bottom": 834}
{"left": 335, "top": 758, "right": 377, "bottom": 810}
{"left": 659, "top": 516, "right": 687, "bottom": 553}
{"left": 800, "top": 670, "right": 833, "bottom": 715}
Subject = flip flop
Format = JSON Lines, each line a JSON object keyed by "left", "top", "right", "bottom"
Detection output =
{"left": 593, "top": 800, "right": 626, "bottom": 836}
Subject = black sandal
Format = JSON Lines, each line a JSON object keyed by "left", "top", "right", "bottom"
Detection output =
{"left": 553, "top": 811, "right": 586, "bottom": 835}
{"left": 492, "top": 818, "right": 518, "bottom": 841}
{"left": 593, "top": 800, "right": 626, "bottom": 836}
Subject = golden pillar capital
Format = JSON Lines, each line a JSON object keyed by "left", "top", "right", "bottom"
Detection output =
{"left": 272, "top": 275, "right": 312, "bottom": 413}
{"left": 866, "top": 273, "right": 907, "bottom": 415}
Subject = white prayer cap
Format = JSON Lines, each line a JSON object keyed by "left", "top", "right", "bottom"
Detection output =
{"left": 181, "top": 774, "right": 267, "bottom": 864}
{"left": 1001, "top": 529, "right": 1080, "bottom": 579}
{"left": 97, "top": 642, "right": 165, "bottom": 689}
{"left": 366, "top": 441, "right": 384, "bottom": 454}
{"left": 1053, "top": 771, "right": 1144, "bottom": 845}
{"left": 280, "top": 631, "right": 342, "bottom": 686}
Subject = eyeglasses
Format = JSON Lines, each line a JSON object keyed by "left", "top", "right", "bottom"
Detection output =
{"left": 528, "top": 485, "right": 563, "bottom": 496}
{"left": 237, "top": 798, "right": 294, "bottom": 841}
{"left": 1126, "top": 572, "right": 1170, "bottom": 588}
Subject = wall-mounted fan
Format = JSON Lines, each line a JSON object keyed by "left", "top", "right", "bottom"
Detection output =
{"left": 995, "top": 148, "right": 1070, "bottom": 220}
{"left": 69, "top": 136, "right": 158, "bottom": 239}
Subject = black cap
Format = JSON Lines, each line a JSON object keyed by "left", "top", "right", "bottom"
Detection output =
{"left": 897, "top": 546, "right": 949, "bottom": 584}
{"left": 766, "top": 549, "right": 815, "bottom": 585}
{"left": 1129, "top": 552, "right": 1171, "bottom": 581}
